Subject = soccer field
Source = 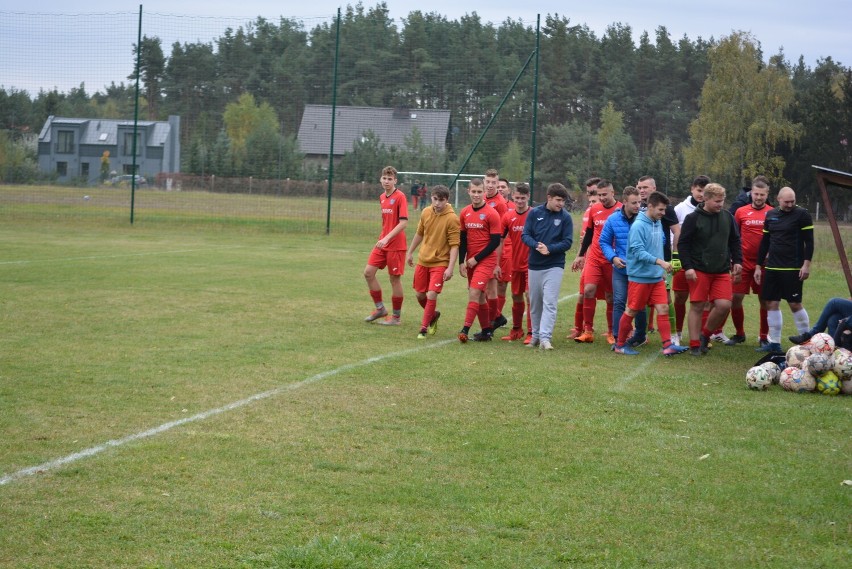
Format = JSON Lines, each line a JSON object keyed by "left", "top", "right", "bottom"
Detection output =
{"left": 0, "top": 218, "right": 849, "bottom": 568}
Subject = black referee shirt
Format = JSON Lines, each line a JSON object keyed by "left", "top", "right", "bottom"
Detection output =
{"left": 758, "top": 206, "right": 814, "bottom": 269}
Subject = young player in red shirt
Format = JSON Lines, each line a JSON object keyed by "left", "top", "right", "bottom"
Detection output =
{"left": 500, "top": 182, "right": 533, "bottom": 341}
{"left": 568, "top": 178, "right": 601, "bottom": 339}
{"left": 727, "top": 176, "right": 771, "bottom": 345}
{"left": 363, "top": 166, "right": 408, "bottom": 325}
{"left": 572, "top": 179, "right": 621, "bottom": 343}
{"left": 483, "top": 169, "right": 509, "bottom": 330}
{"left": 494, "top": 177, "right": 514, "bottom": 330}
{"left": 458, "top": 178, "right": 503, "bottom": 342}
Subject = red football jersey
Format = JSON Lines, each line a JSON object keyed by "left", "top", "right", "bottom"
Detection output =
{"left": 586, "top": 201, "right": 622, "bottom": 262}
{"left": 459, "top": 204, "right": 502, "bottom": 260}
{"left": 503, "top": 207, "right": 531, "bottom": 271}
{"left": 735, "top": 203, "right": 770, "bottom": 269}
{"left": 485, "top": 192, "right": 508, "bottom": 217}
{"left": 378, "top": 188, "right": 409, "bottom": 251}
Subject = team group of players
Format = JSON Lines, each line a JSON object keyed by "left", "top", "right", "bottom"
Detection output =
{"left": 363, "top": 165, "right": 815, "bottom": 356}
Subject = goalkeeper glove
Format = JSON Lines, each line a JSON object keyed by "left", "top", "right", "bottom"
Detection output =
{"left": 670, "top": 251, "right": 682, "bottom": 272}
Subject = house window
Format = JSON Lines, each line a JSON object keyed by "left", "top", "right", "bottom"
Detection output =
{"left": 57, "top": 162, "right": 68, "bottom": 176}
{"left": 81, "top": 162, "right": 90, "bottom": 179}
{"left": 57, "top": 130, "right": 75, "bottom": 154}
{"left": 122, "top": 164, "right": 138, "bottom": 175}
{"left": 122, "top": 132, "right": 141, "bottom": 156}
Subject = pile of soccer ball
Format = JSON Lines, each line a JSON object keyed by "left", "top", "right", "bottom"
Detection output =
{"left": 745, "top": 333, "right": 852, "bottom": 395}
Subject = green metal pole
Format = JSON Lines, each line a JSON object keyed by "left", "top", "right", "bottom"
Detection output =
{"left": 325, "top": 8, "right": 341, "bottom": 235}
{"left": 530, "top": 15, "right": 540, "bottom": 193}
{"left": 447, "top": 49, "right": 536, "bottom": 191}
{"left": 130, "top": 4, "right": 143, "bottom": 224}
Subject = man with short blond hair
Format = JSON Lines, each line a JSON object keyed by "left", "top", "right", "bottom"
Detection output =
{"left": 678, "top": 183, "right": 743, "bottom": 355}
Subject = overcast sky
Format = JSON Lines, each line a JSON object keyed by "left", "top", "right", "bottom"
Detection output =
{"left": 4, "top": 1, "right": 851, "bottom": 95}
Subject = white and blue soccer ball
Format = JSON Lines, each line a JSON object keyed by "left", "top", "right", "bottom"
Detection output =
{"left": 746, "top": 366, "right": 772, "bottom": 391}
{"left": 778, "top": 367, "right": 816, "bottom": 393}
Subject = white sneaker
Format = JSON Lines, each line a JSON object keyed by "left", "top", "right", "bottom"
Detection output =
{"left": 671, "top": 332, "right": 680, "bottom": 346}
{"left": 527, "top": 337, "right": 540, "bottom": 348}
{"left": 710, "top": 332, "right": 731, "bottom": 343}
{"left": 540, "top": 339, "right": 554, "bottom": 350}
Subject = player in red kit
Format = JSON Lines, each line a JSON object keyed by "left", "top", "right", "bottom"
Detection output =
{"left": 572, "top": 179, "right": 621, "bottom": 343}
{"left": 500, "top": 182, "right": 532, "bottom": 341}
{"left": 568, "top": 178, "right": 601, "bottom": 339}
{"left": 458, "top": 178, "right": 503, "bottom": 342}
{"left": 483, "top": 169, "right": 509, "bottom": 331}
{"left": 364, "top": 166, "right": 408, "bottom": 325}
{"left": 494, "top": 177, "right": 514, "bottom": 330}
{"left": 727, "top": 176, "right": 771, "bottom": 345}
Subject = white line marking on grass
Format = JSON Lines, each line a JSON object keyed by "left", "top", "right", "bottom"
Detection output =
{"left": 0, "top": 339, "right": 454, "bottom": 487}
{"left": 611, "top": 352, "right": 660, "bottom": 391}
{"left": 554, "top": 290, "right": 661, "bottom": 388}
{"left": 0, "top": 247, "right": 244, "bottom": 266}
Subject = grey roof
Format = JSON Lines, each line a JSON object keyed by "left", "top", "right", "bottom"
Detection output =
{"left": 297, "top": 105, "right": 450, "bottom": 156}
{"left": 38, "top": 116, "right": 169, "bottom": 147}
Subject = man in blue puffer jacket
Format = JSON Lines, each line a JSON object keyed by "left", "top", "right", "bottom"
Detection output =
{"left": 599, "top": 186, "right": 642, "bottom": 343}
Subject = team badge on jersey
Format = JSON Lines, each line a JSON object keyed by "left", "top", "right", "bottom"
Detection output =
{"left": 479, "top": 213, "right": 486, "bottom": 220}
{"left": 554, "top": 219, "right": 562, "bottom": 226}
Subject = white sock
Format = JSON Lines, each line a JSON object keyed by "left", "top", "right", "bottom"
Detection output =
{"left": 792, "top": 309, "right": 810, "bottom": 333}
{"left": 767, "top": 310, "right": 782, "bottom": 343}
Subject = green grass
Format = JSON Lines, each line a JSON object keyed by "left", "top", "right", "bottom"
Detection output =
{"left": 0, "top": 214, "right": 849, "bottom": 568}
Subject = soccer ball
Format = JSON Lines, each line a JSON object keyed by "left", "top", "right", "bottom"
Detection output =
{"left": 760, "top": 361, "right": 782, "bottom": 384}
{"left": 815, "top": 370, "right": 841, "bottom": 395}
{"left": 832, "top": 348, "right": 852, "bottom": 380}
{"left": 745, "top": 366, "right": 772, "bottom": 391}
{"left": 804, "top": 353, "right": 833, "bottom": 377}
{"left": 786, "top": 344, "right": 812, "bottom": 368}
{"left": 778, "top": 368, "right": 816, "bottom": 393}
{"left": 841, "top": 379, "right": 852, "bottom": 396}
{"left": 806, "top": 332, "right": 835, "bottom": 354}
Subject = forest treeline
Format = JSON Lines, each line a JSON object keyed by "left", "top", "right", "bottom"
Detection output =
{"left": 1, "top": 3, "right": 850, "bottom": 202}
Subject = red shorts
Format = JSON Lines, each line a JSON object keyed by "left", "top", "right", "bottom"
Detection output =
{"left": 367, "top": 248, "right": 406, "bottom": 276}
{"left": 413, "top": 265, "right": 448, "bottom": 294}
{"left": 688, "top": 270, "right": 733, "bottom": 302}
{"left": 672, "top": 269, "right": 689, "bottom": 292}
{"left": 582, "top": 257, "right": 612, "bottom": 294}
{"left": 467, "top": 260, "right": 496, "bottom": 291}
{"left": 731, "top": 266, "right": 761, "bottom": 295}
{"left": 511, "top": 268, "right": 529, "bottom": 297}
{"left": 627, "top": 280, "right": 668, "bottom": 311}
{"left": 578, "top": 271, "right": 606, "bottom": 299}
{"left": 499, "top": 254, "right": 512, "bottom": 283}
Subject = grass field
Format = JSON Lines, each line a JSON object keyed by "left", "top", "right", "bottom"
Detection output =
{"left": 0, "top": 205, "right": 850, "bottom": 568}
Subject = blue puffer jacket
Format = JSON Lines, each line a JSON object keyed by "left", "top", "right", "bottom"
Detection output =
{"left": 599, "top": 206, "right": 637, "bottom": 276}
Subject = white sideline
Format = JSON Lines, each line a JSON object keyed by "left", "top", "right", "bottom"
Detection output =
{"left": 1, "top": 292, "right": 595, "bottom": 487}
{"left": 0, "top": 340, "right": 454, "bottom": 486}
